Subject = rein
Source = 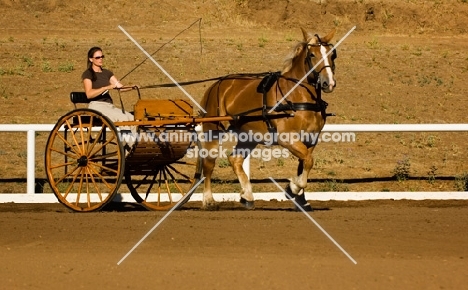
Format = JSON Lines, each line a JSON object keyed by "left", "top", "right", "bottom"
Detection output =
{"left": 139, "top": 72, "right": 273, "bottom": 89}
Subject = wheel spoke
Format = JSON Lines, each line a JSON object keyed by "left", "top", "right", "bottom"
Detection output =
{"left": 86, "top": 123, "right": 106, "bottom": 155}
{"left": 77, "top": 115, "right": 87, "bottom": 155}
{"left": 55, "top": 129, "right": 81, "bottom": 156}
{"left": 49, "top": 160, "right": 77, "bottom": 170}
{"left": 167, "top": 164, "right": 192, "bottom": 181}
{"left": 145, "top": 173, "right": 157, "bottom": 201}
{"left": 62, "top": 166, "right": 82, "bottom": 199}
{"left": 65, "top": 119, "right": 84, "bottom": 156}
{"left": 86, "top": 166, "right": 103, "bottom": 202}
{"left": 161, "top": 168, "right": 173, "bottom": 203}
{"left": 135, "top": 174, "right": 149, "bottom": 191}
{"left": 89, "top": 134, "right": 117, "bottom": 157}
{"left": 88, "top": 161, "right": 119, "bottom": 175}
{"left": 85, "top": 169, "right": 91, "bottom": 208}
{"left": 49, "top": 147, "right": 80, "bottom": 160}
{"left": 165, "top": 166, "right": 186, "bottom": 196}
{"left": 54, "top": 164, "right": 81, "bottom": 185}
{"left": 157, "top": 170, "right": 163, "bottom": 205}
{"left": 89, "top": 151, "right": 119, "bottom": 161}
{"left": 87, "top": 164, "right": 117, "bottom": 190}
{"left": 75, "top": 168, "right": 85, "bottom": 206}
{"left": 157, "top": 187, "right": 162, "bottom": 206}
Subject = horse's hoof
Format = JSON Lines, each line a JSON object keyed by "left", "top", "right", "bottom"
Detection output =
{"left": 240, "top": 197, "right": 255, "bottom": 210}
{"left": 295, "top": 202, "right": 313, "bottom": 212}
{"left": 294, "top": 194, "right": 313, "bottom": 212}
{"left": 284, "top": 184, "right": 297, "bottom": 199}
{"left": 201, "top": 202, "right": 219, "bottom": 211}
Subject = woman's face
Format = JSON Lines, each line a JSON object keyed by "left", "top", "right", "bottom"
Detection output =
{"left": 90, "top": 50, "right": 105, "bottom": 66}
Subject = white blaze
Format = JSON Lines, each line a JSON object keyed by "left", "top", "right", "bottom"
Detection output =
{"left": 319, "top": 44, "right": 335, "bottom": 89}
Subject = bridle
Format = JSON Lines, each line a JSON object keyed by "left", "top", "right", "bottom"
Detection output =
{"left": 304, "top": 34, "right": 337, "bottom": 85}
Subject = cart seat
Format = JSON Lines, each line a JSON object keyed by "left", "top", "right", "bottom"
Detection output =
{"left": 70, "top": 92, "right": 90, "bottom": 108}
{"left": 69, "top": 92, "right": 103, "bottom": 126}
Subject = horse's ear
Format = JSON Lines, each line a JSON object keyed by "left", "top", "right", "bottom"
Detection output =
{"left": 294, "top": 43, "right": 304, "bottom": 56}
{"left": 300, "top": 27, "right": 314, "bottom": 42}
{"left": 321, "top": 29, "right": 336, "bottom": 43}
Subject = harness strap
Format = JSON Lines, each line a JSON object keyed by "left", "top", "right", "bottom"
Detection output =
{"left": 231, "top": 100, "right": 328, "bottom": 119}
{"left": 231, "top": 72, "right": 331, "bottom": 125}
{"left": 273, "top": 101, "right": 328, "bottom": 113}
{"left": 258, "top": 72, "right": 281, "bottom": 133}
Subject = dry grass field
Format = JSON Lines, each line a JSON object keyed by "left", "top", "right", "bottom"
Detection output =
{"left": 1, "top": 0, "right": 468, "bottom": 194}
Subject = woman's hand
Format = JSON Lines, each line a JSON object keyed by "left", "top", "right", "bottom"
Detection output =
{"left": 109, "top": 76, "right": 123, "bottom": 89}
{"left": 114, "top": 81, "right": 124, "bottom": 89}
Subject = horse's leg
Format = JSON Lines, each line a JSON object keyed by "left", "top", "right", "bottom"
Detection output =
{"left": 201, "top": 138, "right": 219, "bottom": 210}
{"left": 293, "top": 151, "right": 313, "bottom": 211}
{"left": 228, "top": 142, "right": 257, "bottom": 209}
{"left": 280, "top": 141, "right": 315, "bottom": 211}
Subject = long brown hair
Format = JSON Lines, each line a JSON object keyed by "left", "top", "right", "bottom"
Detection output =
{"left": 86, "top": 46, "right": 102, "bottom": 81}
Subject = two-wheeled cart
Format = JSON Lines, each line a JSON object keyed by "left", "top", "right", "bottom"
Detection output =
{"left": 44, "top": 88, "right": 232, "bottom": 212}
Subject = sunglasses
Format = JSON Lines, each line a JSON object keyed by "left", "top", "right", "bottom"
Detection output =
{"left": 93, "top": 55, "right": 105, "bottom": 60}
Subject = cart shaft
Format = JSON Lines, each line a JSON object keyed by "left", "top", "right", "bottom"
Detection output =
{"left": 114, "top": 116, "right": 235, "bottom": 127}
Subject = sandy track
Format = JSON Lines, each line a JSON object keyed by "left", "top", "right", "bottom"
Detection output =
{"left": 1, "top": 200, "right": 467, "bottom": 289}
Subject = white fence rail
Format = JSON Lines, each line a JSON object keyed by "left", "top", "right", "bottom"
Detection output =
{"left": 1, "top": 123, "right": 468, "bottom": 203}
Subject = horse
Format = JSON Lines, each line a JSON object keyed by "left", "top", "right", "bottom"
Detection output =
{"left": 198, "top": 28, "right": 337, "bottom": 210}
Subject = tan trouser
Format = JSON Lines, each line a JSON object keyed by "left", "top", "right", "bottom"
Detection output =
{"left": 88, "top": 101, "right": 136, "bottom": 147}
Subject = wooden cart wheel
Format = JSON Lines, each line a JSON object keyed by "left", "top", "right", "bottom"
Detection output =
{"left": 44, "top": 108, "right": 125, "bottom": 212}
{"left": 125, "top": 139, "right": 202, "bottom": 211}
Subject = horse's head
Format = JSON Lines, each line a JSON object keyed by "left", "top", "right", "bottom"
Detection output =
{"left": 301, "top": 28, "right": 337, "bottom": 93}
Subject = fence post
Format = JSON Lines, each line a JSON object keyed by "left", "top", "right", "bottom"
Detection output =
{"left": 27, "top": 129, "right": 35, "bottom": 195}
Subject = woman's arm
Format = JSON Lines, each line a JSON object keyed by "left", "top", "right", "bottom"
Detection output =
{"left": 83, "top": 78, "right": 114, "bottom": 99}
{"left": 109, "top": 76, "right": 134, "bottom": 92}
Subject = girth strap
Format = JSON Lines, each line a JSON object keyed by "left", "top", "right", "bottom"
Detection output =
{"left": 272, "top": 100, "right": 332, "bottom": 117}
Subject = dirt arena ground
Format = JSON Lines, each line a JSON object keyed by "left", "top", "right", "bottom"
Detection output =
{"left": 1, "top": 200, "right": 467, "bottom": 289}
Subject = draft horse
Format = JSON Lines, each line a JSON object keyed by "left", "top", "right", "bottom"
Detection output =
{"left": 199, "top": 28, "right": 337, "bottom": 210}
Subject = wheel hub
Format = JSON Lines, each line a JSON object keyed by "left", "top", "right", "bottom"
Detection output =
{"left": 77, "top": 155, "right": 88, "bottom": 167}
